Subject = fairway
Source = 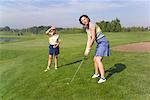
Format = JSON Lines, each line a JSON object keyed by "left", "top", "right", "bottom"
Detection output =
{"left": 0, "top": 31, "right": 150, "bottom": 100}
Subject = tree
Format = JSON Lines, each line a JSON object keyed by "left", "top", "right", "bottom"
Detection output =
{"left": 110, "top": 18, "right": 121, "bottom": 32}
{"left": 29, "top": 26, "right": 38, "bottom": 34}
{"left": 2, "top": 26, "right": 10, "bottom": 31}
{"left": 110, "top": 20, "right": 116, "bottom": 32}
{"left": 105, "top": 21, "right": 111, "bottom": 32}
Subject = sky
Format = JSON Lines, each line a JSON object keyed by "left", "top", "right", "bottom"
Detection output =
{"left": 0, "top": 0, "right": 150, "bottom": 29}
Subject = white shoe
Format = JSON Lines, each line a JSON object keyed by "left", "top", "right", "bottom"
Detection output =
{"left": 44, "top": 67, "right": 50, "bottom": 72}
{"left": 98, "top": 78, "right": 106, "bottom": 83}
{"left": 55, "top": 67, "right": 58, "bottom": 70}
{"left": 44, "top": 69, "right": 48, "bottom": 72}
{"left": 92, "top": 74, "right": 100, "bottom": 78}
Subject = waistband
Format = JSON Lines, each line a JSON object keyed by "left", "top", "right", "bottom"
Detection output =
{"left": 96, "top": 36, "right": 107, "bottom": 44}
{"left": 96, "top": 32, "right": 105, "bottom": 42}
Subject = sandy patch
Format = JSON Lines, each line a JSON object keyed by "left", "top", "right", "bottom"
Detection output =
{"left": 112, "top": 42, "right": 150, "bottom": 52}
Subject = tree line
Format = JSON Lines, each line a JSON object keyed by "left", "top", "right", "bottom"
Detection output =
{"left": 96, "top": 18, "right": 149, "bottom": 32}
{"left": 0, "top": 18, "right": 149, "bottom": 34}
{"left": 0, "top": 26, "right": 63, "bottom": 35}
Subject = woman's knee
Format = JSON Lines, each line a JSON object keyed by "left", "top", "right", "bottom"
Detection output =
{"left": 95, "top": 56, "right": 103, "bottom": 62}
{"left": 93, "top": 56, "right": 97, "bottom": 62}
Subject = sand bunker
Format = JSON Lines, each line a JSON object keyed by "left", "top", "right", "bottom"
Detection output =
{"left": 112, "top": 42, "right": 150, "bottom": 52}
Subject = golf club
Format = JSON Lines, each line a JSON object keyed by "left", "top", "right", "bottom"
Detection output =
{"left": 67, "top": 58, "right": 85, "bottom": 85}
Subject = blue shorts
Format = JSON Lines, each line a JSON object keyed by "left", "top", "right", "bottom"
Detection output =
{"left": 49, "top": 45, "right": 59, "bottom": 55}
{"left": 95, "top": 36, "right": 110, "bottom": 56}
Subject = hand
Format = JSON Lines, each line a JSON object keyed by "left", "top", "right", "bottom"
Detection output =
{"left": 83, "top": 56, "right": 88, "bottom": 60}
{"left": 53, "top": 44, "right": 58, "bottom": 48}
{"left": 84, "top": 48, "right": 91, "bottom": 57}
{"left": 49, "top": 32, "right": 53, "bottom": 35}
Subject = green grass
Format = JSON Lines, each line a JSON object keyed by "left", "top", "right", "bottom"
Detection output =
{"left": 0, "top": 31, "right": 150, "bottom": 100}
{"left": 0, "top": 31, "right": 36, "bottom": 44}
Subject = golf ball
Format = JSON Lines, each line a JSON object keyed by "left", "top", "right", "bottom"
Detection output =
{"left": 66, "top": 83, "right": 69, "bottom": 85}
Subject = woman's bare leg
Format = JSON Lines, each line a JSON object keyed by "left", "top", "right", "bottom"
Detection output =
{"left": 96, "top": 56, "right": 105, "bottom": 78}
{"left": 93, "top": 56, "right": 99, "bottom": 74}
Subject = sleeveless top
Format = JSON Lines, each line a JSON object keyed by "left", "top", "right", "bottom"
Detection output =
{"left": 86, "top": 22, "right": 104, "bottom": 41}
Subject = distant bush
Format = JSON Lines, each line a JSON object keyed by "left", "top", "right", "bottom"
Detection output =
{"left": 59, "top": 28, "right": 86, "bottom": 34}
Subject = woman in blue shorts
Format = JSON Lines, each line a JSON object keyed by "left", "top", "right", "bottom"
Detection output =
{"left": 44, "top": 26, "right": 61, "bottom": 71}
{"left": 79, "top": 15, "right": 110, "bottom": 83}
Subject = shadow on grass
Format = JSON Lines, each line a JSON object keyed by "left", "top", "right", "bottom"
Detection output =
{"left": 58, "top": 59, "right": 82, "bottom": 68}
{"left": 105, "top": 63, "right": 126, "bottom": 80}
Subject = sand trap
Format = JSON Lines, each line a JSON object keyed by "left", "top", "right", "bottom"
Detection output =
{"left": 112, "top": 42, "right": 150, "bottom": 52}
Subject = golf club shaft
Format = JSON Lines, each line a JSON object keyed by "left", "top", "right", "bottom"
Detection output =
{"left": 69, "top": 59, "right": 84, "bottom": 83}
